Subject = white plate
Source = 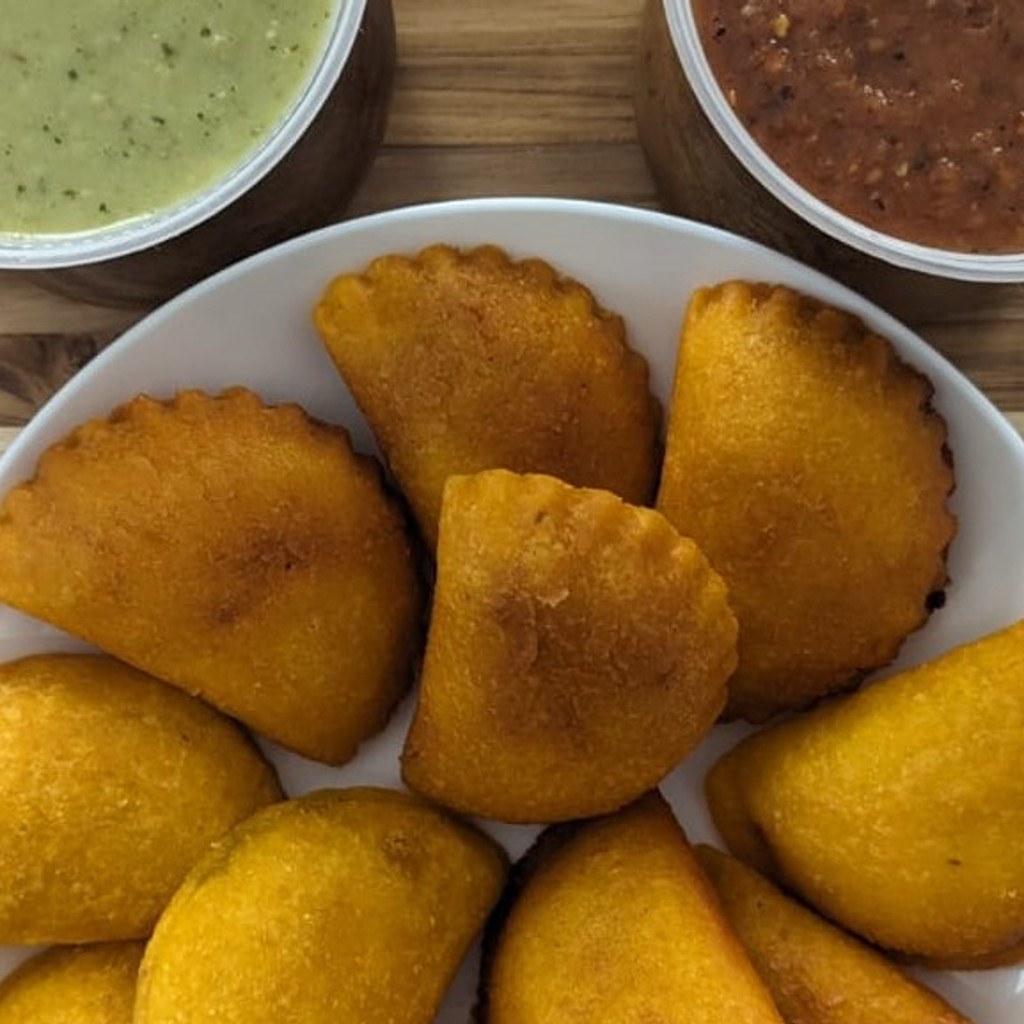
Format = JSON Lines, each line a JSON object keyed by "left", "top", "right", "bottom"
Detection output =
{"left": 1, "top": 199, "right": 1022, "bottom": 1021}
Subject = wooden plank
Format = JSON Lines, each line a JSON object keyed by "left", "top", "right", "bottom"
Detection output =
{"left": 918, "top": 317, "right": 1024, "bottom": 412}
{"left": 0, "top": 274, "right": 144, "bottom": 336}
{"left": 0, "top": 334, "right": 114, "bottom": 426}
{"left": 0, "top": 427, "right": 20, "bottom": 459}
{"left": 388, "top": 0, "right": 644, "bottom": 146}
{"left": 350, "top": 142, "right": 660, "bottom": 215}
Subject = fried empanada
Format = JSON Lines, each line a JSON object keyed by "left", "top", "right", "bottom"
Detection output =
{"left": 0, "top": 388, "right": 422, "bottom": 765}
{"left": 0, "top": 653, "right": 280, "bottom": 943}
{"left": 481, "top": 792, "right": 783, "bottom": 1024}
{"left": 401, "top": 469, "right": 737, "bottom": 823}
{"left": 656, "top": 281, "right": 955, "bottom": 720}
{"left": 135, "top": 787, "right": 507, "bottom": 1024}
{"left": 0, "top": 943, "right": 143, "bottom": 1024}
{"left": 696, "top": 846, "right": 973, "bottom": 1024}
{"left": 313, "top": 244, "right": 660, "bottom": 547}
{"left": 705, "top": 617, "right": 1024, "bottom": 969}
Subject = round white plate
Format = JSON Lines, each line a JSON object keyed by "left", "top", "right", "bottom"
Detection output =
{"left": 1, "top": 199, "right": 1022, "bottom": 1021}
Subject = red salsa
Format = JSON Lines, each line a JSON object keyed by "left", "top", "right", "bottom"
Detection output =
{"left": 694, "top": 0, "right": 1024, "bottom": 253}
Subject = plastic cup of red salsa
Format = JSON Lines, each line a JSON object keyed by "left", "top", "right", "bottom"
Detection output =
{"left": 0, "top": 0, "right": 395, "bottom": 308}
{"left": 635, "top": 0, "right": 1024, "bottom": 316}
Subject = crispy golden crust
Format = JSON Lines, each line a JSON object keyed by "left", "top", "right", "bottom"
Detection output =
{"left": 0, "top": 654, "right": 280, "bottom": 944}
{"left": 0, "top": 388, "right": 423, "bottom": 764}
{"left": 0, "top": 943, "right": 144, "bottom": 1024}
{"left": 135, "top": 787, "right": 507, "bottom": 1024}
{"left": 482, "top": 792, "right": 783, "bottom": 1024}
{"left": 313, "top": 244, "right": 661, "bottom": 547}
{"left": 656, "top": 281, "right": 955, "bottom": 721}
{"left": 401, "top": 469, "right": 737, "bottom": 823}
{"left": 696, "top": 847, "right": 973, "bottom": 1024}
{"left": 705, "top": 617, "right": 1024, "bottom": 968}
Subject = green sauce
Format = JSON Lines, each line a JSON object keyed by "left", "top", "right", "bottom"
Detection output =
{"left": 1, "top": 0, "right": 335, "bottom": 235}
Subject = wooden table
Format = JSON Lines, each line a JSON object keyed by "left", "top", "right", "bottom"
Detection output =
{"left": 2, "top": 0, "right": 1023, "bottom": 456}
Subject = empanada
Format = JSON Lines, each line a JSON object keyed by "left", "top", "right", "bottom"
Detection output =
{"left": 136, "top": 787, "right": 507, "bottom": 1024}
{"left": 657, "top": 281, "right": 955, "bottom": 720}
{"left": 314, "top": 244, "right": 660, "bottom": 547}
{"left": 0, "top": 388, "right": 423, "bottom": 764}
{"left": 697, "top": 846, "right": 973, "bottom": 1023}
{"left": 481, "top": 792, "right": 783, "bottom": 1024}
{"left": 0, "top": 943, "right": 143, "bottom": 1024}
{"left": 0, "top": 654, "right": 280, "bottom": 943}
{"left": 705, "top": 617, "right": 1024, "bottom": 968}
{"left": 402, "top": 469, "right": 737, "bottom": 823}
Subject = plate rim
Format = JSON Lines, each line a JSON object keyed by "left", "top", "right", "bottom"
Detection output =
{"left": 5, "top": 196, "right": 1022, "bottom": 476}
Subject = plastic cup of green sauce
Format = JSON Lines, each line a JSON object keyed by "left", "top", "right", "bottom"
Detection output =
{"left": 635, "top": 0, "right": 1024, "bottom": 319}
{"left": 0, "top": 0, "right": 395, "bottom": 306}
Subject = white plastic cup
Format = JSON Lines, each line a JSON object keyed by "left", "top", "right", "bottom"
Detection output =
{"left": 635, "top": 0, "right": 1024, "bottom": 316}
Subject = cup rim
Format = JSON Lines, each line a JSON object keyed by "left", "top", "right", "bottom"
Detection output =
{"left": 662, "top": 0, "right": 1024, "bottom": 283}
{"left": 0, "top": 0, "right": 368, "bottom": 270}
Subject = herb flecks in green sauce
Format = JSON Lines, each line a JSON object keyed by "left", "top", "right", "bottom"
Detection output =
{"left": 1, "top": 0, "right": 336, "bottom": 235}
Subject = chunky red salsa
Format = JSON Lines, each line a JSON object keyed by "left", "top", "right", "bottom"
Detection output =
{"left": 694, "top": 0, "right": 1024, "bottom": 253}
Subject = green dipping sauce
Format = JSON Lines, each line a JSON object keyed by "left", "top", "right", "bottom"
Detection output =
{"left": 1, "top": 0, "right": 336, "bottom": 235}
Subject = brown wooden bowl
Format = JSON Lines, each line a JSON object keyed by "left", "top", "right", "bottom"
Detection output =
{"left": 28, "top": 0, "right": 396, "bottom": 310}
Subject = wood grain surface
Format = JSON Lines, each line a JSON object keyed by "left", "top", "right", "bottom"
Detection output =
{"left": 1, "top": 0, "right": 1023, "bottom": 454}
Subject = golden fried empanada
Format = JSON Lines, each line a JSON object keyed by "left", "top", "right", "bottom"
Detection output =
{"left": 705, "top": 617, "right": 1024, "bottom": 969}
{"left": 0, "top": 943, "right": 143, "bottom": 1024}
{"left": 313, "top": 244, "right": 660, "bottom": 547}
{"left": 0, "top": 388, "right": 422, "bottom": 764}
{"left": 657, "top": 281, "right": 955, "bottom": 720}
{"left": 136, "top": 788, "right": 507, "bottom": 1024}
{"left": 481, "top": 792, "right": 783, "bottom": 1024}
{"left": 696, "top": 847, "right": 973, "bottom": 1024}
{"left": 0, "top": 654, "right": 280, "bottom": 943}
{"left": 401, "top": 469, "right": 737, "bottom": 823}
